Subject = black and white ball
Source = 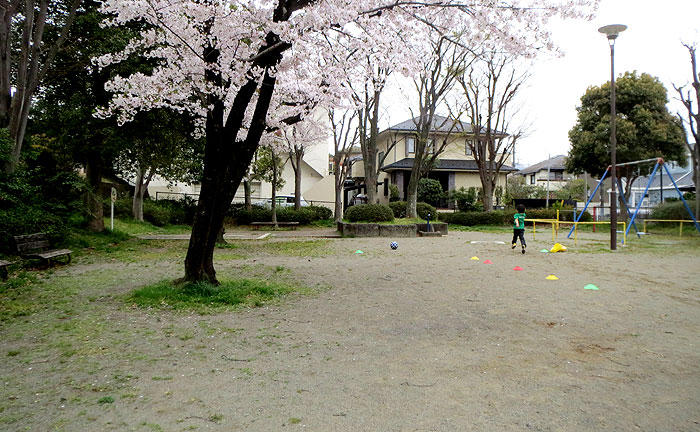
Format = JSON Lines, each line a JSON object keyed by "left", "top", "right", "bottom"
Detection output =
{"left": 390, "top": 241, "right": 398, "bottom": 250}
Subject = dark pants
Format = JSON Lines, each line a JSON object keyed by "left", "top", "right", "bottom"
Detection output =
{"left": 512, "top": 229, "right": 526, "bottom": 247}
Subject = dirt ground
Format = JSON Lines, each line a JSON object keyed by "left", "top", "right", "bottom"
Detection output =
{"left": 1, "top": 230, "right": 700, "bottom": 431}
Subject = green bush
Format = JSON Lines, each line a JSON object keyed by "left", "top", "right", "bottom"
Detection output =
{"left": 0, "top": 162, "right": 85, "bottom": 252}
{"left": 229, "top": 205, "right": 272, "bottom": 225}
{"left": 306, "top": 205, "right": 332, "bottom": 220}
{"left": 416, "top": 202, "right": 437, "bottom": 220}
{"left": 441, "top": 210, "right": 505, "bottom": 226}
{"left": 142, "top": 200, "right": 173, "bottom": 226}
{"left": 651, "top": 200, "right": 696, "bottom": 221}
{"left": 344, "top": 204, "right": 394, "bottom": 222}
{"left": 277, "top": 207, "right": 317, "bottom": 225}
{"left": 388, "top": 201, "right": 407, "bottom": 218}
{"left": 417, "top": 178, "right": 443, "bottom": 206}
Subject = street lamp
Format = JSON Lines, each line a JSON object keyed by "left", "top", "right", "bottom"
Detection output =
{"left": 598, "top": 24, "right": 626, "bottom": 250}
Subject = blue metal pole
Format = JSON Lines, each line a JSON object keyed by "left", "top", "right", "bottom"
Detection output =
{"left": 567, "top": 168, "right": 609, "bottom": 238}
{"left": 427, "top": 213, "right": 432, "bottom": 232}
{"left": 617, "top": 177, "right": 641, "bottom": 237}
{"left": 626, "top": 162, "right": 660, "bottom": 239}
{"left": 663, "top": 163, "right": 700, "bottom": 234}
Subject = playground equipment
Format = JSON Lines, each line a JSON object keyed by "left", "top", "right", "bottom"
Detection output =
{"left": 567, "top": 158, "right": 700, "bottom": 242}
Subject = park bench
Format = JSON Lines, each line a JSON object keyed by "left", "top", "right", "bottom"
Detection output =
{"left": 250, "top": 221, "right": 299, "bottom": 230}
{"left": 0, "top": 259, "right": 10, "bottom": 280}
{"left": 14, "top": 233, "right": 72, "bottom": 267}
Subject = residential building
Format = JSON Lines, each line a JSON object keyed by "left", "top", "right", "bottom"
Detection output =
{"left": 516, "top": 155, "right": 573, "bottom": 191}
{"left": 370, "top": 115, "right": 517, "bottom": 208}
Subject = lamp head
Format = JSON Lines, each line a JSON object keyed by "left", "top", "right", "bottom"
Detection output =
{"left": 598, "top": 24, "right": 627, "bottom": 41}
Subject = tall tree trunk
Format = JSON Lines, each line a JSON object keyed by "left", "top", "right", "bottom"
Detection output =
{"left": 694, "top": 156, "right": 699, "bottom": 217}
{"left": 406, "top": 168, "right": 419, "bottom": 218}
{"left": 85, "top": 149, "right": 105, "bottom": 232}
{"left": 334, "top": 167, "right": 343, "bottom": 222}
{"left": 183, "top": 74, "right": 264, "bottom": 284}
{"left": 294, "top": 151, "right": 303, "bottom": 210}
{"left": 244, "top": 179, "right": 252, "bottom": 210}
{"left": 133, "top": 166, "right": 145, "bottom": 221}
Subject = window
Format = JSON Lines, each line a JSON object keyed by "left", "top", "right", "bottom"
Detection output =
{"left": 328, "top": 162, "right": 334, "bottom": 174}
{"left": 378, "top": 151, "right": 385, "bottom": 166}
{"left": 465, "top": 140, "right": 473, "bottom": 156}
{"left": 406, "top": 137, "right": 415, "bottom": 154}
{"left": 427, "top": 139, "right": 435, "bottom": 154}
{"left": 530, "top": 174, "right": 536, "bottom": 185}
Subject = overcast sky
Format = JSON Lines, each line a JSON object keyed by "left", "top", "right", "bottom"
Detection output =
{"left": 379, "top": 0, "right": 700, "bottom": 168}
{"left": 515, "top": 0, "right": 700, "bottom": 167}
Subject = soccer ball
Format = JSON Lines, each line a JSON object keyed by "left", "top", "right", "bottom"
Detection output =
{"left": 390, "top": 241, "right": 398, "bottom": 250}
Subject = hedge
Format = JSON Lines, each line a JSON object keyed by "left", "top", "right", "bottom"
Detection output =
{"left": 344, "top": 203, "right": 394, "bottom": 222}
{"left": 228, "top": 204, "right": 332, "bottom": 225}
{"left": 650, "top": 200, "right": 697, "bottom": 221}
{"left": 440, "top": 211, "right": 506, "bottom": 226}
{"left": 440, "top": 208, "right": 592, "bottom": 227}
{"left": 387, "top": 201, "right": 437, "bottom": 220}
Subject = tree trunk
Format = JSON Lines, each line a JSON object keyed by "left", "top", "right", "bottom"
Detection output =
{"left": 334, "top": 167, "right": 344, "bottom": 222}
{"left": 271, "top": 155, "right": 278, "bottom": 226}
{"left": 244, "top": 179, "right": 252, "bottom": 210}
{"left": 85, "top": 150, "right": 105, "bottom": 232}
{"left": 184, "top": 129, "right": 249, "bottom": 284}
{"left": 132, "top": 166, "right": 145, "bottom": 221}
{"left": 406, "top": 168, "right": 419, "bottom": 218}
{"left": 294, "top": 151, "right": 303, "bottom": 210}
{"left": 482, "top": 176, "right": 494, "bottom": 211}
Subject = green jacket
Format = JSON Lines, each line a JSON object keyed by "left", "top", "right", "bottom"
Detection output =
{"left": 513, "top": 212, "right": 526, "bottom": 229}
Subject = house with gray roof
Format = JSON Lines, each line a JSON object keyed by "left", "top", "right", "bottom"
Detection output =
{"left": 517, "top": 155, "right": 574, "bottom": 191}
{"left": 366, "top": 115, "right": 517, "bottom": 208}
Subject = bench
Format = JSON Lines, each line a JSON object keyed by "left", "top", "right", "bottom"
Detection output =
{"left": 250, "top": 221, "right": 299, "bottom": 230}
{"left": 0, "top": 259, "right": 10, "bottom": 280}
{"left": 14, "top": 233, "right": 72, "bottom": 266}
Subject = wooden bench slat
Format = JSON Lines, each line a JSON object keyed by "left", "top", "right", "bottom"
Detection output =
{"left": 0, "top": 260, "right": 10, "bottom": 267}
{"left": 16, "top": 240, "right": 50, "bottom": 252}
{"left": 13, "top": 233, "right": 71, "bottom": 266}
{"left": 27, "top": 249, "right": 72, "bottom": 260}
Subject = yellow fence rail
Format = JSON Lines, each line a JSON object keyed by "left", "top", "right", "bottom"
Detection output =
{"left": 642, "top": 219, "right": 697, "bottom": 237}
{"left": 525, "top": 218, "right": 627, "bottom": 246}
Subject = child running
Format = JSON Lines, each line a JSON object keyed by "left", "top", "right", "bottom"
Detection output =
{"left": 512, "top": 204, "right": 527, "bottom": 254}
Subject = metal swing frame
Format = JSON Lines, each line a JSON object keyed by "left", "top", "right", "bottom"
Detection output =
{"left": 567, "top": 158, "right": 700, "bottom": 242}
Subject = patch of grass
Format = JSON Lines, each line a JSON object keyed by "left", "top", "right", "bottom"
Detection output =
{"left": 128, "top": 278, "right": 299, "bottom": 311}
{"left": 289, "top": 417, "right": 302, "bottom": 425}
{"left": 7, "top": 350, "right": 19, "bottom": 356}
{"left": 310, "top": 219, "right": 336, "bottom": 228}
{"left": 67, "top": 228, "right": 133, "bottom": 253}
{"left": 97, "top": 396, "right": 114, "bottom": 404}
{"left": 105, "top": 218, "right": 192, "bottom": 236}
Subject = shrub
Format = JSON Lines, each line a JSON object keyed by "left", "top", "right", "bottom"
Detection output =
{"left": 441, "top": 210, "right": 505, "bottom": 226}
{"left": 277, "top": 207, "right": 317, "bottom": 225}
{"left": 416, "top": 202, "right": 437, "bottom": 220}
{"left": 449, "top": 186, "right": 479, "bottom": 212}
{"left": 306, "top": 205, "right": 332, "bottom": 220}
{"left": 229, "top": 206, "right": 272, "bottom": 225}
{"left": 143, "top": 200, "right": 173, "bottom": 226}
{"left": 344, "top": 204, "right": 394, "bottom": 222}
{"left": 651, "top": 200, "right": 696, "bottom": 221}
{"left": 417, "top": 178, "right": 443, "bottom": 206}
{"left": 388, "top": 201, "right": 407, "bottom": 219}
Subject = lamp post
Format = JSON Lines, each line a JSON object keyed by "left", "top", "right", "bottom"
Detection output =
{"left": 598, "top": 24, "right": 627, "bottom": 250}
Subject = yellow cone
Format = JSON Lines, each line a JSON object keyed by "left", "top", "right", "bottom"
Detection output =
{"left": 470, "top": 256, "right": 479, "bottom": 261}
{"left": 550, "top": 243, "right": 567, "bottom": 253}
{"left": 546, "top": 275, "right": 559, "bottom": 280}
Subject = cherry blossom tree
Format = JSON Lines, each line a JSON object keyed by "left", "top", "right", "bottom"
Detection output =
{"left": 280, "top": 116, "right": 327, "bottom": 210}
{"left": 97, "top": 0, "right": 598, "bottom": 284}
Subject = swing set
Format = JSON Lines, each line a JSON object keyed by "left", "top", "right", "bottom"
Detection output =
{"left": 567, "top": 157, "right": 700, "bottom": 243}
